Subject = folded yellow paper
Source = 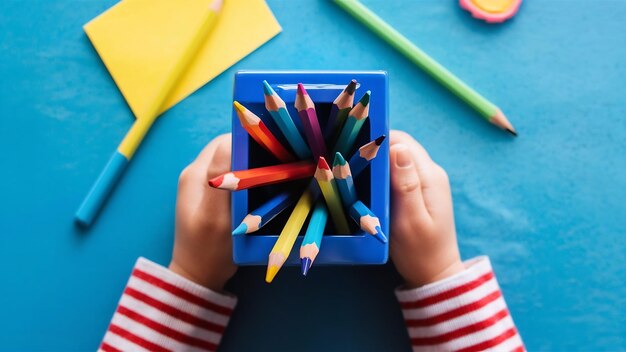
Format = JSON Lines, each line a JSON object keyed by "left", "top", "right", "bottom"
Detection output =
{"left": 84, "top": 0, "right": 282, "bottom": 119}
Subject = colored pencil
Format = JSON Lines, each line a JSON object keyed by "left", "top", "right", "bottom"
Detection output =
{"left": 300, "top": 201, "right": 328, "bottom": 276}
{"left": 349, "top": 135, "right": 386, "bottom": 177}
{"left": 332, "top": 152, "right": 357, "bottom": 208}
{"left": 314, "top": 157, "right": 351, "bottom": 234}
{"left": 263, "top": 80, "right": 311, "bottom": 159}
{"left": 295, "top": 83, "right": 327, "bottom": 159}
{"left": 332, "top": 0, "right": 517, "bottom": 136}
{"left": 333, "top": 91, "right": 370, "bottom": 156}
{"left": 325, "top": 79, "right": 357, "bottom": 142}
{"left": 266, "top": 188, "right": 316, "bottom": 283}
{"left": 208, "top": 161, "right": 315, "bottom": 191}
{"left": 233, "top": 101, "right": 294, "bottom": 163}
{"left": 75, "top": 0, "right": 224, "bottom": 226}
{"left": 349, "top": 200, "right": 387, "bottom": 244}
{"left": 232, "top": 191, "right": 296, "bottom": 235}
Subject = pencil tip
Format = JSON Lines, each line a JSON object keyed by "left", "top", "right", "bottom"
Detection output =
{"left": 208, "top": 175, "right": 223, "bottom": 188}
{"left": 359, "top": 91, "right": 371, "bottom": 106}
{"left": 374, "top": 135, "right": 386, "bottom": 145}
{"left": 233, "top": 101, "right": 245, "bottom": 113}
{"left": 265, "top": 265, "right": 279, "bottom": 283}
{"left": 333, "top": 152, "right": 346, "bottom": 167}
{"left": 317, "top": 157, "right": 330, "bottom": 170}
{"left": 232, "top": 223, "right": 248, "bottom": 236}
{"left": 262, "top": 80, "right": 274, "bottom": 96}
{"left": 301, "top": 258, "right": 312, "bottom": 276}
{"left": 375, "top": 227, "right": 388, "bottom": 244}
{"left": 210, "top": 0, "right": 223, "bottom": 11}
{"left": 297, "top": 83, "right": 307, "bottom": 96}
{"left": 507, "top": 128, "right": 518, "bottom": 137}
{"left": 345, "top": 80, "right": 357, "bottom": 95}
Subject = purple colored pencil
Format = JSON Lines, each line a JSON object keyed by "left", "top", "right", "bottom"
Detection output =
{"left": 295, "top": 83, "right": 328, "bottom": 159}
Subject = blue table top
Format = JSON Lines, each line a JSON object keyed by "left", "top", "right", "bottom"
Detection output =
{"left": 1, "top": 0, "right": 625, "bottom": 350}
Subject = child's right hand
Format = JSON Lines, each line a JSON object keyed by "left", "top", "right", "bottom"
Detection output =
{"left": 389, "top": 130, "right": 466, "bottom": 288}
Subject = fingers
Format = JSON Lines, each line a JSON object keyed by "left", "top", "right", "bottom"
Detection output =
{"left": 389, "top": 130, "right": 452, "bottom": 219}
{"left": 390, "top": 143, "right": 429, "bottom": 222}
{"left": 177, "top": 134, "right": 232, "bottom": 221}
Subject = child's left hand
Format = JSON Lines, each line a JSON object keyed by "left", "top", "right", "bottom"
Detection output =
{"left": 169, "top": 134, "right": 237, "bottom": 291}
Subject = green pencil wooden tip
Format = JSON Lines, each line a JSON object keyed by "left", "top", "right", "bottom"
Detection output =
{"left": 333, "top": 152, "right": 347, "bottom": 167}
{"left": 358, "top": 91, "right": 371, "bottom": 106}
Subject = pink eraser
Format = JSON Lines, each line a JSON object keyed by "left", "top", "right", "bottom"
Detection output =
{"left": 459, "top": 0, "right": 522, "bottom": 23}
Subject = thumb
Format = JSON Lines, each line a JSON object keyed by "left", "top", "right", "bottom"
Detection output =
{"left": 390, "top": 143, "right": 429, "bottom": 221}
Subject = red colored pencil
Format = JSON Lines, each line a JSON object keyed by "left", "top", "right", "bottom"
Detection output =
{"left": 295, "top": 83, "right": 327, "bottom": 159}
{"left": 233, "top": 101, "right": 294, "bottom": 163}
{"left": 208, "top": 161, "right": 315, "bottom": 191}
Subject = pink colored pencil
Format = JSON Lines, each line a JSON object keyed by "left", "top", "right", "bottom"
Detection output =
{"left": 295, "top": 83, "right": 327, "bottom": 159}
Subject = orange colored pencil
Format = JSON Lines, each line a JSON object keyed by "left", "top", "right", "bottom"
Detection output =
{"left": 233, "top": 101, "right": 294, "bottom": 163}
{"left": 208, "top": 161, "right": 315, "bottom": 191}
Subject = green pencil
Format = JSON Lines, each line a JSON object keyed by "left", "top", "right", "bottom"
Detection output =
{"left": 333, "top": 0, "right": 517, "bottom": 136}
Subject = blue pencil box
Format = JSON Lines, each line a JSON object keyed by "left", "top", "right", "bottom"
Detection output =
{"left": 231, "top": 70, "right": 389, "bottom": 265}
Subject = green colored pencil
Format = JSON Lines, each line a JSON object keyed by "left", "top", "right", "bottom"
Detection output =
{"left": 333, "top": 0, "right": 517, "bottom": 136}
{"left": 333, "top": 91, "right": 370, "bottom": 156}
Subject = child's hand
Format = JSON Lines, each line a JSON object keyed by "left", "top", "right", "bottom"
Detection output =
{"left": 389, "top": 131, "right": 465, "bottom": 288}
{"left": 169, "top": 134, "right": 237, "bottom": 291}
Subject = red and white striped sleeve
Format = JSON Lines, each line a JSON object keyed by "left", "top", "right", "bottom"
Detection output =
{"left": 395, "top": 256, "right": 524, "bottom": 352}
{"left": 99, "top": 257, "right": 236, "bottom": 352}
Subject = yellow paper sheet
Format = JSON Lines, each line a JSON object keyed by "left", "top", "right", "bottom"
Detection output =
{"left": 84, "top": 0, "right": 281, "bottom": 120}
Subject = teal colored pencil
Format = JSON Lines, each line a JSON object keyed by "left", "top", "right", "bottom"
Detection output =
{"left": 263, "top": 80, "right": 311, "bottom": 159}
{"left": 349, "top": 200, "right": 387, "bottom": 244}
{"left": 332, "top": 152, "right": 357, "bottom": 208}
{"left": 300, "top": 201, "right": 328, "bottom": 276}
{"left": 333, "top": 91, "right": 370, "bottom": 156}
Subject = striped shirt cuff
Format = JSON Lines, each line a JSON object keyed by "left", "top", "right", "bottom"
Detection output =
{"left": 100, "top": 257, "right": 237, "bottom": 352}
{"left": 396, "top": 256, "right": 524, "bottom": 352}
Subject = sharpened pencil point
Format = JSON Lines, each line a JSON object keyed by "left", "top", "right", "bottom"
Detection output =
{"left": 375, "top": 226, "right": 388, "bottom": 243}
{"left": 297, "top": 83, "right": 307, "bottom": 96}
{"left": 301, "top": 257, "right": 312, "bottom": 276}
{"left": 262, "top": 80, "right": 274, "bottom": 96}
{"left": 358, "top": 91, "right": 371, "bottom": 106}
{"left": 208, "top": 175, "right": 223, "bottom": 188}
{"left": 374, "top": 135, "right": 386, "bottom": 145}
{"left": 333, "top": 152, "right": 346, "bottom": 167}
{"left": 266, "top": 265, "right": 279, "bottom": 283}
{"left": 233, "top": 101, "right": 245, "bottom": 113}
{"left": 346, "top": 79, "right": 357, "bottom": 95}
{"left": 507, "top": 128, "right": 518, "bottom": 137}
{"left": 317, "top": 157, "right": 330, "bottom": 170}
{"left": 232, "top": 223, "right": 248, "bottom": 235}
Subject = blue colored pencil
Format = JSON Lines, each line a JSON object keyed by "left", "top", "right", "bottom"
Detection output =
{"left": 263, "top": 80, "right": 311, "bottom": 159}
{"left": 333, "top": 91, "right": 370, "bottom": 156}
{"left": 232, "top": 191, "right": 296, "bottom": 235}
{"left": 349, "top": 135, "right": 386, "bottom": 177}
{"left": 300, "top": 201, "right": 328, "bottom": 276}
{"left": 348, "top": 200, "right": 387, "bottom": 243}
{"left": 332, "top": 152, "right": 357, "bottom": 208}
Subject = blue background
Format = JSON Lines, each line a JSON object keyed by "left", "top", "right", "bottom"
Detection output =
{"left": 1, "top": 0, "right": 625, "bottom": 350}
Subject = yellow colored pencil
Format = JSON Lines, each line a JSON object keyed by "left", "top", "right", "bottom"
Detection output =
{"left": 76, "top": 0, "right": 224, "bottom": 226}
{"left": 266, "top": 187, "right": 315, "bottom": 283}
{"left": 314, "top": 157, "right": 351, "bottom": 234}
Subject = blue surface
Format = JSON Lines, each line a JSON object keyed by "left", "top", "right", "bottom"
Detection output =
{"left": 0, "top": 0, "right": 625, "bottom": 350}
{"left": 231, "top": 71, "right": 389, "bottom": 266}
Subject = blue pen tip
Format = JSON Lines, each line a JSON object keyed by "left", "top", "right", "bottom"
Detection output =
{"left": 232, "top": 223, "right": 248, "bottom": 236}
{"left": 301, "top": 257, "right": 312, "bottom": 276}
{"left": 262, "top": 80, "right": 274, "bottom": 96}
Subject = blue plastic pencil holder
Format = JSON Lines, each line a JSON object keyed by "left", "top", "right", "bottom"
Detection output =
{"left": 231, "top": 70, "right": 389, "bottom": 266}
